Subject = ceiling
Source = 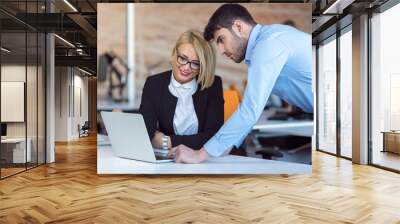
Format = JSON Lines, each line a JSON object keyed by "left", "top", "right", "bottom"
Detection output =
{"left": 0, "top": 0, "right": 98, "bottom": 72}
{"left": 311, "top": 0, "right": 390, "bottom": 44}
{"left": 0, "top": 0, "right": 393, "bottom": 74}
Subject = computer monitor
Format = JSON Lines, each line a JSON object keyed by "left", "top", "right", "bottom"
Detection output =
{"left": 1, "top": 123, "right": 7, "bottom": 137}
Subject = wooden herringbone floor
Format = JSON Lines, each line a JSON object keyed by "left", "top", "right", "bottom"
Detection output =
{"left": 1, "top": 135, "right": 400, "bottom": 223}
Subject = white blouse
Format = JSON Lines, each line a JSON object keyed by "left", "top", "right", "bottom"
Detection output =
{"left": 168, "top": 73, "right": 199, "bottom": 136}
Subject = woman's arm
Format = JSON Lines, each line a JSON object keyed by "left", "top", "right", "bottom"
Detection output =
{"left": 139, "top": 77, "right": 158, "bottom": 140}
{"left": 169, "top": 77, "right": 224, "bottom": 149}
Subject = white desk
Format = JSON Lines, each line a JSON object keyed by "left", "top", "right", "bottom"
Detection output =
{"left": 1, "top": 138, "right": 31, "bottom": 163}
{"left": 253, "top": 120, "right": 314, "bottom": 137}
{"left": 97, "top": 143, "right": 311, "bottom": 175}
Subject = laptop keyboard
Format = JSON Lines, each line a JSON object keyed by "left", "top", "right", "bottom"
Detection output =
{"left": 155, "top": 153, "right": 170, "bottom": 160}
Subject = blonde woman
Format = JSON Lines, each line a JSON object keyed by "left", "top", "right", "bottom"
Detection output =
{"left": 139, "top": 30, "right": 224, "bottom": 151}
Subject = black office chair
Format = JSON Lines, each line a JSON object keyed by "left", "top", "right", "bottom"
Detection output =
{"left": 79, "top": 121, "right": 90, "bottom": 138}
{"left": 254, "top": 135, "right": 311, "bottom": 160}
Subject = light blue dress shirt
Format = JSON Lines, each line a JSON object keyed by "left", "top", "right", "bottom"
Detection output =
{"left": 204, "top": 24, "right": 313, "bottom": 157}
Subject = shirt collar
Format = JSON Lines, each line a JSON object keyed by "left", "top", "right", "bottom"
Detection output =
{"left": 170, "top": 72, "right": 197, "bottom": 90}
{"left": 244, "top": 24, "right": 262, "bottom": 65}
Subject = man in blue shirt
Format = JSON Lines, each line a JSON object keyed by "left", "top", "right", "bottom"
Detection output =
{"left": 168, "top": 3, "right": 313, "bottom": 163}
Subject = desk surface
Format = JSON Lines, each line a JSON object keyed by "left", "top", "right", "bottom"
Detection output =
{"left": 253, "top": 120, "right": 314, "bottom": 137}
{"left": 97, "top": 143, "right": 311, "bottom": 175}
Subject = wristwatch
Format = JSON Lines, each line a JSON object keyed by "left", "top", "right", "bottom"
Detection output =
{"left": 162, "top": 135, "right": 170, "bottom": 150}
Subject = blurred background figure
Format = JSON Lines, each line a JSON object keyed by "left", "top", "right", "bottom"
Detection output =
{"left": 98, "top": 51, "right": 130, "bottom": 103}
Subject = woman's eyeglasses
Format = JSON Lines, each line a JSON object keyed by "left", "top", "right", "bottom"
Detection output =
{"left": 177, "top": 54, "right": 200, "bottom": 71}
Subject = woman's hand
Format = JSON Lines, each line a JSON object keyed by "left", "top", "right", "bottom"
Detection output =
{"left": 151, "top": 131, "right": 171, "bottom": 149}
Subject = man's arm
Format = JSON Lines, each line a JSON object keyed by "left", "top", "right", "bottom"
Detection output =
{"left": 204, "top": 38, "right": 290, "bottom": 157}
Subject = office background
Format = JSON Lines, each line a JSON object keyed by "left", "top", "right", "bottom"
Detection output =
{"left": 97, "top": 3, "right": 311, "bottom": 109}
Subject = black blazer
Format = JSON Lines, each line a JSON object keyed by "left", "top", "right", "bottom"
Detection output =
{"left": 139, "top": 70, "right": 224, "bottom": 149}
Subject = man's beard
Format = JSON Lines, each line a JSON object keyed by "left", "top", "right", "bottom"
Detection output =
{"left": 231, "top": 31, "right": 247, "bottom": 63}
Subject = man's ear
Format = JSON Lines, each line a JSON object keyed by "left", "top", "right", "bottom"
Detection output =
{"left": 232, "top": 20, "right": 243, "bottom": 37}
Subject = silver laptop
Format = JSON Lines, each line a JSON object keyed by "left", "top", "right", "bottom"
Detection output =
{"left": 101, "top": 111, "right": 173, "bottom": 163}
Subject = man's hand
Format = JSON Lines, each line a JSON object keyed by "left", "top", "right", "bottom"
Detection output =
{"left": 168, "top": 145, "right": 210, "bottom": 163}
{"left": 151, "top": 131, "right": 171, "bottom": 149}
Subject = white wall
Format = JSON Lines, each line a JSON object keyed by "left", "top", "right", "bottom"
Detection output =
{"left": 55, "top": 67, "right": 89, "bottom": 141}
{"left": 1, "top": 66, "right": 26, "bottom": 134}
{"left": 71, "top": 73, "right": 89, "bottom": 138}
{"left": 55, "top": 67, "right": 69, "bottom": 141}
{"left": 1, "top": 64, "right": 46, "bottom": 164}
{"left": 1, "top": 65, "right": 37, "bottom": 138}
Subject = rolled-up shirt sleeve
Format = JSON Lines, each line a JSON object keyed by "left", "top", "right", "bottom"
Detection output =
{"left": 204, "top": 38, "right": 290, "bottom": 157}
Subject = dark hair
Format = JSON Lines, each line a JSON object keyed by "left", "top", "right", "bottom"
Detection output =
{"left": 204, "top": 4, "right": 256, "bottom": 41}
{"left": 282, "top": 20, "right": 296, "bottom": 28}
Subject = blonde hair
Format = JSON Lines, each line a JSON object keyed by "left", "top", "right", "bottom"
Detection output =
{"left": 172, "top": 29, "right": 216, "bottom": 90}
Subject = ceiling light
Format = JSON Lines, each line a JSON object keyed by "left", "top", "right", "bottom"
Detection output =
{"left": 322, "top": 0, "right": 355, "bottom": 15}
{"left": 78, "top": 67, "right": 93, "bottom": 76}
{"left": 1, "top": 47, "right": 11, "bottom": 53}
{"left": 54, "top": 34, "right": 75, "bottom": 48}
{"left": 63, "top": 0, "right": 78, "bottom": 12}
